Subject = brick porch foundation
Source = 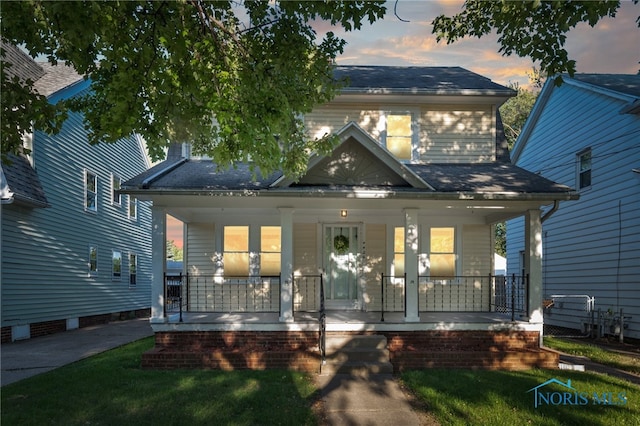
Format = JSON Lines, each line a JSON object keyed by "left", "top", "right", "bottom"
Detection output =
{"left": 141, "top": 330, "right": 559, "bottom": 372}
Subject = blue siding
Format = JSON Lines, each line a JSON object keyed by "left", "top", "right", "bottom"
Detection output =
{"left": 2, "top": 108, "right": 151, "bottom": 328}
{"left": 507, "top": 77, "right": 640, "bottom": 338}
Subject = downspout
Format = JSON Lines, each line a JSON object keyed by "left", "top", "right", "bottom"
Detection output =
{"left": 540, "top": 200, "right": 559, "bottom": 224}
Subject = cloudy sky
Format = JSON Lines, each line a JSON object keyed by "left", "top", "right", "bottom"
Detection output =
{"left": 167, "top": 1, "right": 639, "bottom": 245}
{"left": 330, "top": 0, "right": 639, "bottom": 88}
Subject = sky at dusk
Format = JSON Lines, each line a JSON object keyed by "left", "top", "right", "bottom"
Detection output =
{"left": 166, "top": 1, "right": 639, "bottom": 246}
{"left": 330, "top": 0, "right": 639, "bottom": 88}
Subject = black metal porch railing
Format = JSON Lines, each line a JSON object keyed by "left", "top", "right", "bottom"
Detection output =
{"left": 164, "top": 273, "right": 281, "bottom": 316}
{"left": 380, "top": 273, "right": 406, "bottom": 321}
{"left": 163, "top": 273, "right": 529, "bottom": 320}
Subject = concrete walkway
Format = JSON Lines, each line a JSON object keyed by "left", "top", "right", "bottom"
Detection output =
{"left": 1, "top": 318, "right": 153, "bottom": 386}
{"left": 315, "top": 373, "right": 426, "bottom": 425}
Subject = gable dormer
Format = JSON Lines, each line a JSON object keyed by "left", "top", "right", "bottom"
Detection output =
{"left": 305, "top": 66, "right": 515, "bottom": 165}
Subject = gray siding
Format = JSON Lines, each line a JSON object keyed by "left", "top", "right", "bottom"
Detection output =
{"left": 507, "top": 78, "right": 640, "bottom": 338}
{"left": 2, "top": 109, "right": 151, "bottom": 328}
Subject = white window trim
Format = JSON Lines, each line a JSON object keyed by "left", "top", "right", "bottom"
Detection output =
{"left": 129, "top": 252, "right": 137, "bottom": 287}
{"left": 89, "top": 245, "right": 98, "bottom": 277}
{"left": 379, "top": 107, "right": 420, "bottom": 162}
{"left": 112, "top": 249, "right": 122, "bottom": 281}
{"left": 111, "top": 174, "right": 121, "bottom": 206}
{"left": 421, "top": 225, "right": 460, "bottom": 284}
{"left": 577, "top": 147, "right": 592, "bottom": 191}
{"left": 128, "top": 195, "right": 138, "bottom": 220}
{"left": 84, "top": 169, "right": 98, "bottom": 213}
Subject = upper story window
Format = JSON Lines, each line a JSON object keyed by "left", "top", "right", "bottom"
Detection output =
{"left": 384, "top": 112, "right": 414, "bottom": 161}
{"left": 260, "top": 226, "right": 281, "bottom": 276}
{"left": 85, "top": 170, "right": 98, "bottom": 212}
{"left": 578, "top": 148, "right": 592, "bottom": 189}
{"left": 223, "top": 226, "right": 249, "bottom": 277}
{"left": 111, "top": 174, "right": 121, "bottom": 205}
{"left": 128, "top": 196, "right": 138, "bottom": 219}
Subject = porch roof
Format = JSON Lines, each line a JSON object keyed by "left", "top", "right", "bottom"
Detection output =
{"left": 122, "top": 159, "right": 574, "bottom": 199}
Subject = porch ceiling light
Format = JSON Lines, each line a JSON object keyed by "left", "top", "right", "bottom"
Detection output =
{"left": 340, "top": 209, "right": 348, "bottom": 218}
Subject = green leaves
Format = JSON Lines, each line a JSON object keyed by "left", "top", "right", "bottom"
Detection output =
{"left": 432, "top": 0, "right": 623, "bottom": 81}
{"left": 1, "top": 0, "right": 386, "bottom": 178}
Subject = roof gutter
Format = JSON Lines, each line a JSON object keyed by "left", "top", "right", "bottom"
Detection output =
{"left": 541, "top": 200, "right": 560, "bottom": 223}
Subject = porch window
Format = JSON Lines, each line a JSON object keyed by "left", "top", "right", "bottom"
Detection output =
{"left": 430, "top": 227, "right": 455, "bottom": 278}
{"left": 112, "top": 250, "right": 122, "bottom": 280}
{"left": 223, "top": 226, "right": 249, "bottom": 276}
{"left": 578, "top": 148, "right": 592, "bottom": 189}
{"left": 111, "top": 174, "right": 121, "bottom": 205}
{"left": 393, "top": 227, "right": 404, "bottom": 276}
{"left": 128, "top": 196, "right": 137, "bottom": 219}
{"left": 89, "top": 246, "right": 98, "bottom": 276}
{"left": 385, "top": 113, "right": 413, "bottom": 161}
{"left": 260, "top": 226, "right": 281, "bottom": 275}
{"left": 129, "top": 253, "right": 137, "bottom": 286}
{"left": 85, "top": 170, "right": 97, "bottom": 212}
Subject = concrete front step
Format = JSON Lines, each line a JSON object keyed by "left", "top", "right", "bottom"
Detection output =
{"left": 322, "top": 334, "right": 392, "bottom": 375}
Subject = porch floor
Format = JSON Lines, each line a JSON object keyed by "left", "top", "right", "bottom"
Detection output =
{"left": 159, "top": 310, "right": 536, "bottom": 332}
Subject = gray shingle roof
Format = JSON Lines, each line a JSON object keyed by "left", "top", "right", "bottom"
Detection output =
{"left": 123, "top": 159, "right": 571, "bottom": 195}
{"left": 335, "top": 66, "right": 515, "bottom": 95}
{"left": 571, "top": 74, "right": 640, "bottom": 98}
{"left": 1, "top": 154, "right": 49, "bottom": 207}
{"left": 0, "top": 42, "right": 45, "bottom": 83}
{"left": 34, "top": 62, "right": 84, "bottom": 97}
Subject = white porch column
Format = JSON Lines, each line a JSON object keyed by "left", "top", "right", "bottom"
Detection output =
{"left": 404, "top": 208, "right": 420, "bottom": 322}
{"left": 279, "top": 208, "right": 294, "bottom": 322}
{"left": 151, "top": 206, "right": 167, "bottom": 323}
{"left": 525, "top": 209, "right": 544, "bottom": 324}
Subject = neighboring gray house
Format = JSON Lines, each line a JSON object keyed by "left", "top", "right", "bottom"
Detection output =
{"left": 507, "top": 74, "right": 640, "bottom": 340}
{"left": 122, "top": 66, "right": 577, "bottom": 372}
{"left": 1, "top": 44, "right": 152, "bottom": 342}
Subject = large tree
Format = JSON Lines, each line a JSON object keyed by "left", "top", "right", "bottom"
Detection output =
{"left": 1, "top": 0, "right": 386, "bottom": 175}
{"left": 433, "top": 0, "right": 638, "bottom": 84}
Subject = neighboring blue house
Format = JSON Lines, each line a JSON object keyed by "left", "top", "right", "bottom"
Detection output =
{"left": 1, "top": 43, "right": 152, "bottom": 342}
{"left": 507, "top": 74, "right": 640, "bottom": 340}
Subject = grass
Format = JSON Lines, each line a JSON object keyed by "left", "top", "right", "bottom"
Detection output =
{"left": 1, "top": 337, "right": 318, "bottom": 426}
{"left": 401, "top": 368, "right": 640, "bottom": 426}
{"left": 544, "top": 336, "right": 640, "bottom": 374}
{"left": 4, "top": 335, "right": 640, "bottom": 426}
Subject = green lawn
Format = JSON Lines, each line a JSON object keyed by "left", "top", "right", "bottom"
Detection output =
{"left": 4, "top": 336, "right": 640, "bottom": 426}
{"left": 1, "top": 337, "right": 318, "bottom": 426}
{"left": 401, "top": 369, "right": 640, "bottom": 426}
{"left": 544, "top": 336, "right": 640, "bottom": 374}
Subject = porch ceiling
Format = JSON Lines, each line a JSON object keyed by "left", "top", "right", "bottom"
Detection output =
{"left": 150, "top": 193, "right": 557, "bottom": 224}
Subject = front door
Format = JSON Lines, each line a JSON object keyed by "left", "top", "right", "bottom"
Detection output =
{"left": 323, "top": 225, "right": 360, "bottom": 310}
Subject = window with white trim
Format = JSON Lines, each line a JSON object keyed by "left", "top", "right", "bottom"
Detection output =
{"left": 577, "top": 148, "right": 592, "bottom": 189}
{"left": 382, "top": 110, "right": 417, "bottom": 161}
{"left": 429, "top": 227, "right": 456, "bottom": 278}
{"left": 393, "top": 227, "right": 405, "bottom": 276}
{"left": 260, "top": 226, "right": 281, "bottom": 276}
{"left": 129, "top": 253, "right": 137, "bottom": 286}
{"left": 223, "top": 226, "right": 249, "bottom": 276}
{"left": 128, "top": 196, "right": 137, "bottom": 219}
{"left": 85, "top": 170, "right": 97, "bottom": 212}
{"left": 111, "top": 174, "right": 121, "bottom": 205}
{"left": 112, "top": 250, "right": 122, "bottom": 280}
{"left": 89, "top": 246, "right": 98, "bottom": 276}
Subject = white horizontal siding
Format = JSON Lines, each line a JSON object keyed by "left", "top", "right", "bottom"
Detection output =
{"left": 305, "top": 103, "right": 496, "bottom": 163}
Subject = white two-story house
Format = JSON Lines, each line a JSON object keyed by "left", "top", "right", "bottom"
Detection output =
{"left": 122, "top": 66, "right": 577, "bottom": 372}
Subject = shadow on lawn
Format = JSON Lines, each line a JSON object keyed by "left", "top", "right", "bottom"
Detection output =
{"left": 1, "top": 338, "right": 317, "bottom": 426}
{"left": 402, "top": 369, "right": 640, "bottom": 426}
